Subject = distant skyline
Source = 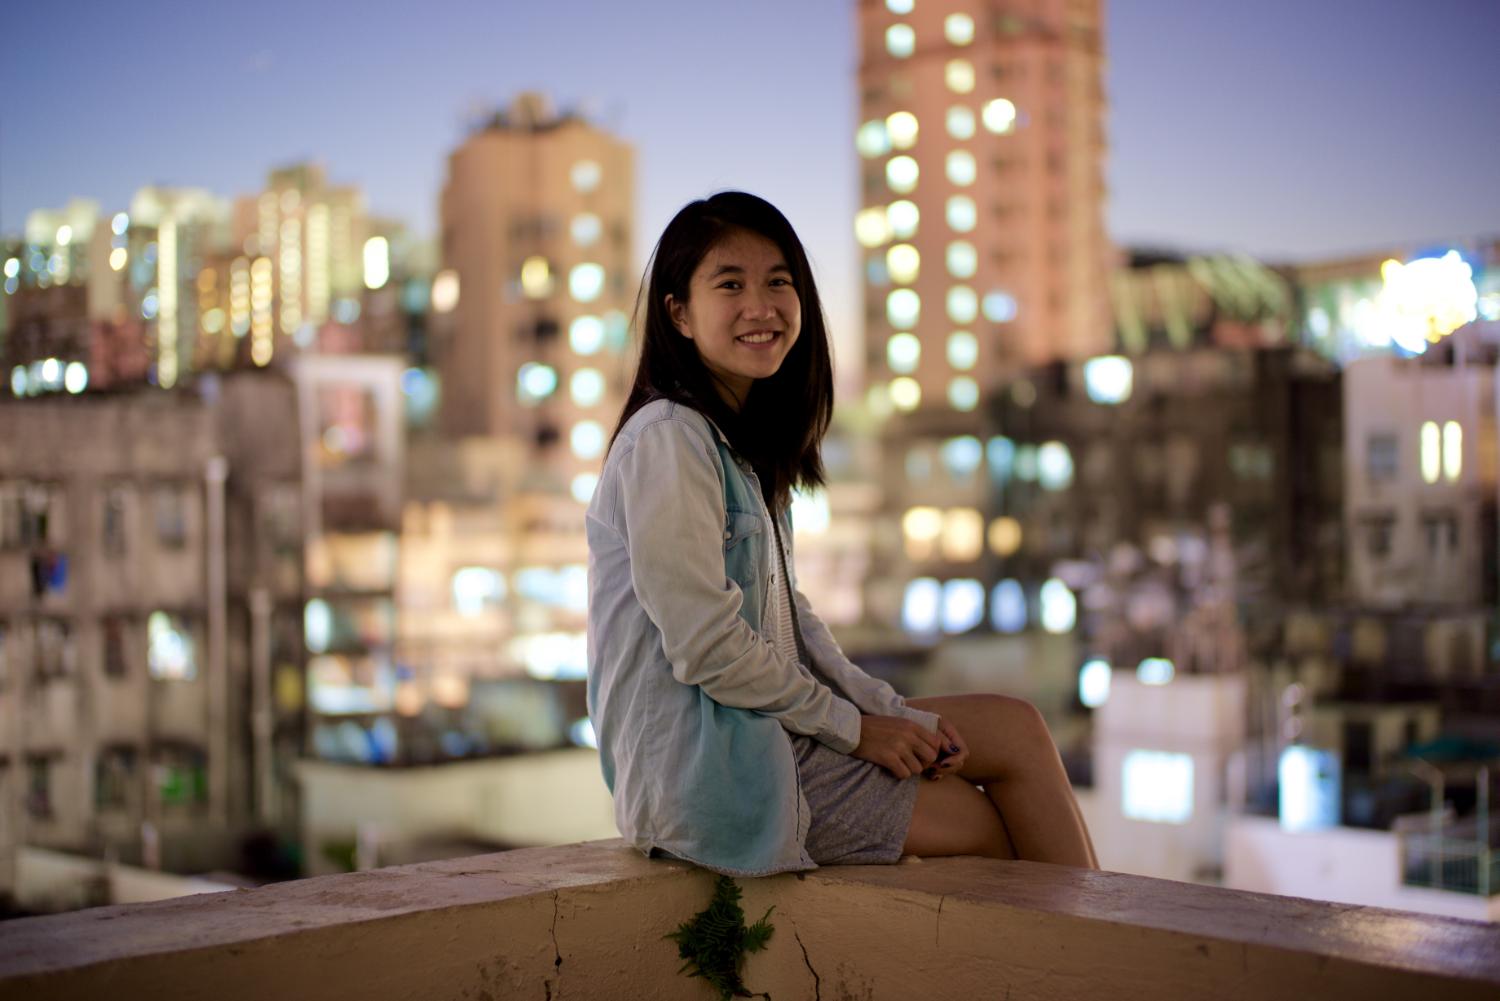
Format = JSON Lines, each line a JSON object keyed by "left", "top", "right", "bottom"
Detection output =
{"left": 3, "top": 0, "right": 1498, "bottom": 353}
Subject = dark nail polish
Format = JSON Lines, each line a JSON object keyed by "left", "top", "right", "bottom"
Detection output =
{"left": 949, "top": 744, "right": 960, "bottom": 753}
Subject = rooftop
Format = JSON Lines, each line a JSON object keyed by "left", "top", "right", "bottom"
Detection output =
{"left": 3, "top": 840, "right": 1499, "bottom": 1000}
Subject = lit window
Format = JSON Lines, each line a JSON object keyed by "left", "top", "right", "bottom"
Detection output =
{"left": 63, "top": 363, "right": 88, "bottom": 395}
{"left": 570, "top": 315, "right": 604, "bottom": 355}
{"left": 791, "top": 489, "right": 831, "bottom": 536}
{"left": 1420, "top": 421, "right": 1440, "bottom": 484}
{"left": 1039, "top": 578, "right": 1076, "bottom": 633}
{"left": 941, "top": 510, "right": 984, "bottom": 562}
{"left": 902, "top": 507, "right": 943, "bottom": 562}
{"left": 940, "top": 436, "right": 982, "bottom": 477}
{"left": 517, "top": 363, "right": 557, "bottom": 404}
{"left": 1137, "top": 657, "right": 1175, "bottom": 685}
{"left": 1279, "top": 746, "right": 1340, "bottom": 832}
{"left": 887, "top": 200, "right": 920, "bottom": 239}
{"left": 304, "top": 599, "right": 332, "bottom": 653}
{"left": 982, "top": 98, "right": 1018, "bottom": 134}
{"left": 1079, "top": 659, "right": 1110, "bottom": 708}
{"left": 945, "top": 59, "right": 975, "bottom": 94}
{"left": 109, "top": 247, "right": 127, "bottom": 271}
{"left": 886, "top": 155, "right": 919, "bottom": 194}
{"left": 887, "top": 244, "right": 920, "bottom": 284}
{"left": 570, "top": 420, "right": 605, "bottom": 460}
{"left": 885, "top": 0, "right": 913, "bottom": 12}
{"left": 571, "top": 213, "right": 602, "bottom": 246}
{"left": 946, "top": 241, "right": 977, "bottom": 279}
{"left": 521, "top": 256, "right": 553, "bottom": 298}
{"left": 569, "top": 263, "right": 605, "bottom": 303}
{"left": 947, "top": 378, "right": 978, "bottom": 411}
{"left": 887, "top": 288, "right": 921, "bottom": 329}
{"left": 991, "top": 579, "right": 1026, "bottom": 632}
{"left": 942, "top": 579, "right": 985, "bottom": 632}
{"left": 887, "top": 333, "right": 920, "bottom": 374}
{"left": 988, "top": 516, "right": 1021, "bottom": 557}
{"left": 946, "top": 150, "right": 977, "bottom": 187}
{"left": 886, "top": 111, "right": 919, "bottom": 149}
{"left": 431, "top": 270, "right": 460, "bottom": 313}
{"left": 946, "top": 196, "right": 977, "bottom": 233}
{"left": 855, "top": 207, "right": 893, "bottom": 248}
{"left": 946, "top": 286, "right": 977, "bottom": 323}
{"left": 1083, "top": 356, "right": 1132, "bottom": 404}
{"left": 1443, "top": 420, "right": 1462, "bottom": 481}
{"left": 890, "top": 377, "right": 921, "bottom": 411}
{"left": 902, "top": 577, "right": 941, "bottom": 633}
{"left": 571, "top": 473, "right": 599, "bottom": 503}
{"left": 946, "top": 106, "right": 976, "bottom": 140}
{"left": 982, "top": 291, "right": 1017, "bottom": 322}
{"left": 944, "top": 12, "right": 975, "bottom": 45}
{"left": 362, "top": 236, "right": 389, "bottom": 290}
{"left": 571, "top": 160, "right": 602, "bottom": 193}
{"left": 112, "top": 212, "right": 129, "bottom": 235}
{"left": 452, "top": 567, "right": 505, "bottom": 617}
{"left": 947, "top": 331, "right": 978, "bottom": 369}
{"left": 570, "top": 368, "right": 605, "bottom": 407}
{"left": 886, "top": 24, "right": 915, "bottom": 58}
{"left": 147, "top": 611, "right": 196, "bottom": 680}
{"left": 1123, "top": 750, "right": 1194, "bottom": 824}
{"left": 856, "top": 120, "right": 891, "bottom": 159}
{"left": 1037, "top": 441, "right": 1073, "bottom": 490}
{"left": 987, "top": 436, "right": 1015, "bottom": 481}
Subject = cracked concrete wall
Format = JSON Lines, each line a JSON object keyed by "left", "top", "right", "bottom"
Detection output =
{"left": 3, "top": 840, "right": 1499, "bottom": 1000}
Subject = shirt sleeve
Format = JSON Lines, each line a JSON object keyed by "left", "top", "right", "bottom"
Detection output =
{"left": 793, "top": 586, "right": 940, "bottom": 734}
{"left": 615, "top": 418, "right": 862, "bottom": 752}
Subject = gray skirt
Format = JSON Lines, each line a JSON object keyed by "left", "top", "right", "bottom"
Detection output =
{"left": 790, "top": 734, "right": 921, "bottom": 865}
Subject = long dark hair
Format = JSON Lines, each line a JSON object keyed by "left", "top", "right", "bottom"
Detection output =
{"left": 609, "top": 191, "right": 833, "bottom": 514}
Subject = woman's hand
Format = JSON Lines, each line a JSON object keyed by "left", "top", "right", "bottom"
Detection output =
{"left": 932, "top": 716, "right": 969, "bottom": 777}
{"left": 852, "top": 715, "right": 945, "bottom": 780}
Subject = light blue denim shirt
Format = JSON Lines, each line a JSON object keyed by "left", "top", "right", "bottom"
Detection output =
{"left": 585, "top": 398, "right": 938, "bottom": 876}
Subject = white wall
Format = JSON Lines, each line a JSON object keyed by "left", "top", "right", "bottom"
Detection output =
{"left": 17, "top": 846, "right": 235, "bottom": 913}
{"left": 298, "top": 748, "right": 618, "bottom": 874}
{"left": 1224, "top": 815, "right": 1499, "bottom": 922}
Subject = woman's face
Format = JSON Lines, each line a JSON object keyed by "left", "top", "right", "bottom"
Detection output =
{"left": 667, "top": 228, "right": 802, "bottom": 409}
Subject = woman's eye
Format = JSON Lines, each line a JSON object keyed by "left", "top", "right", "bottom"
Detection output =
{"left": 718, "top": 280, "right": 742, "bottom": 290}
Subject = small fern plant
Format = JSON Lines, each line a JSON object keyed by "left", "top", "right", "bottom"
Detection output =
{"left": 665, "top": 875, "right": 775, "bottom": 1000}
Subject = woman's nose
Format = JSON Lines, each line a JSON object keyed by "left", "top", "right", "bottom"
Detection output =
{"left": 742, "top": 291, "right": 777, "bottom": 319}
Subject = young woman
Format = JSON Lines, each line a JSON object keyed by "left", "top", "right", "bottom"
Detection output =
{"left": 585, "top": 191, "right": 1097, "bottom": 876}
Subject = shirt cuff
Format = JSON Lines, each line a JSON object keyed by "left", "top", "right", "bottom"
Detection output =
{"left": 896, "top": 705, "right": 940, "bottom": 733}
{"left": 818, "top": 697, "right": 863, "bottom": 754}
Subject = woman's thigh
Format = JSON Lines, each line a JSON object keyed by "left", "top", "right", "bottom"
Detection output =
{"left": 907, "top": 693, "right": 1060, "bottom": 784}
{"left": 902, "top": 773, "right": 1015, "bottom": 858}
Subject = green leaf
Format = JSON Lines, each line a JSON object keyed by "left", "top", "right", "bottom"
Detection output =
{"left": 663, "top": 876, "right": 775, "bottom": 1000}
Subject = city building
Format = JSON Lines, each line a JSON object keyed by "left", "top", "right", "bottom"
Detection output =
{"left": 0, "top": 372, "right": 306, "bottom": 903}
{"left": 436, "top": 91, "right": 634, "bottom": 502}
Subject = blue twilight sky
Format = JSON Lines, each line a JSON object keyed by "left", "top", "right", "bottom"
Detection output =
{"left": 2, "top": 0, "right": 1498, "bottom": 349}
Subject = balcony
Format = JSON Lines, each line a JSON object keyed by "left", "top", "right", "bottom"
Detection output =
{"left": 3, "top": 840, "right": 1498, "bottom": 1000}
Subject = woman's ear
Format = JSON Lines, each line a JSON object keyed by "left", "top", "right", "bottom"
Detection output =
{"left": 666, "top": 294, "right": 692, "bottom": 339}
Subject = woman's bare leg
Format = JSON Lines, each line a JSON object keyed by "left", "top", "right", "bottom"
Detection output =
{"left": 904, "top": 771, "right": 1016, "bottom": 859}
{"left": 903, "top": 694, "right": 1098, "bottom": 868}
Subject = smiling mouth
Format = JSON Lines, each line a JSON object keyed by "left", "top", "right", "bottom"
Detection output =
{"left": 736, "top": 331, "right": 781, "bottom": 344}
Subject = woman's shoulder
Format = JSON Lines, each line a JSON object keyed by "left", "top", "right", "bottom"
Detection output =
{"left": 617, "top": 397, "right": 720, "bottom": 449}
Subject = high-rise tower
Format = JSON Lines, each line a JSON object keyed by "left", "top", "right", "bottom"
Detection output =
{"left": 856, "top": 0, "right": 1112, "bottom": 416}
{"left": 437, "top": 93, "right": 634, "bottom": 501}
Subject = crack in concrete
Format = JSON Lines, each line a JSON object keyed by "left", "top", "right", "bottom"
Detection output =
{"left": 794, "top": 930, "right": 822, "bottom": 1001}
{"left": 936, "top": 894, "right": 946, "bottom": 950}
{"left": 544, "top": 890, "right": 562, "bottom": 998}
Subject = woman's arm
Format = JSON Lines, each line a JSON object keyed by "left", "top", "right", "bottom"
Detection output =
{"left": 615, "top": 418, "right": 862, "bottom": 752}
{"left": 792, "top": 586, "right": 940, "bottom": 733}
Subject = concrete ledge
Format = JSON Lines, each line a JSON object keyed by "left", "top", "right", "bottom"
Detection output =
{"left": 2, "top": 840, "right": 1498, "bottom": 1000}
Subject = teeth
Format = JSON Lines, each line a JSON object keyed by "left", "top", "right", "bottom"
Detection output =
{"left": 738, "top": 332, "right": 777, "bottom": 344}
